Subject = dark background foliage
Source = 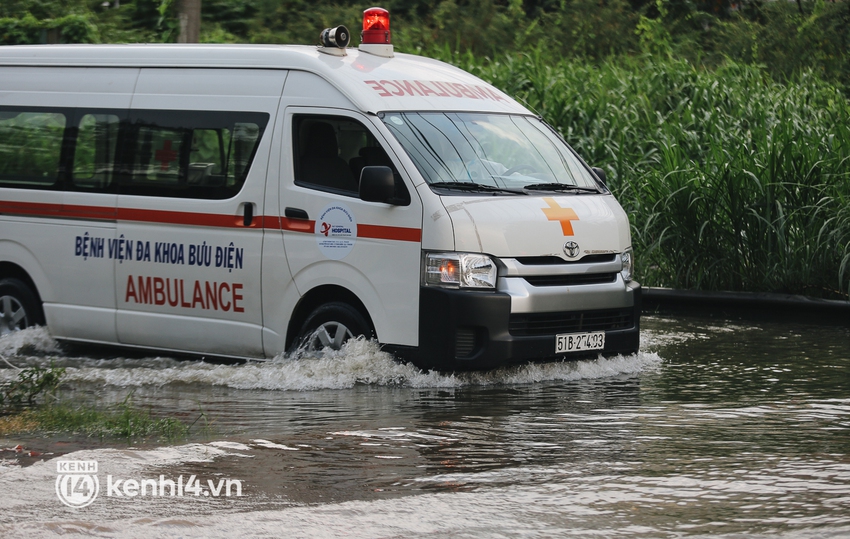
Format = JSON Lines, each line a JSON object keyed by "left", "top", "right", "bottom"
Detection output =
{"left": 1, "top": 0, "right": 848, "bottom": 90}
{"left": 2, "top": 0, "right": 849, "bottom": 297}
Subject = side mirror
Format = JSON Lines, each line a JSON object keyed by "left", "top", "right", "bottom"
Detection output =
{"left": 591, "top": 166, "right": 607, "bottom": 186}
{"left": 359, "top": 166, "right": 396, "bottom": 204}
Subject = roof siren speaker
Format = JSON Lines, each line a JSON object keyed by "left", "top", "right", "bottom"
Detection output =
{"left": 319, "top": 25, "right": 350, "bottom": 56}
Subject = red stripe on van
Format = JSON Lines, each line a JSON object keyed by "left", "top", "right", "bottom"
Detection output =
{"left": 277, "top": 218, "right": 421, "bottom": 243}
{"left": 0, "top": 201, "right": 259, "bottom": 228}
{"left": 358, "top": 224, "right": 422, "bottom": 242}
{"left": 117, "top": 207, "right": 257, "bottom": 228}
{"left": 278, "top": 217, "right": 315, "bottom": 233}
{"left": 1, "top": 201, "right": 421, "bottom": 242}
{"left": 0, "top": 200, "right": 68, "bottom": 218}
{"left": 61, "top": 204, "right": 118, "bottom": 219}
{"left": 0, "top": 200, "right": 119, "bottom": 219}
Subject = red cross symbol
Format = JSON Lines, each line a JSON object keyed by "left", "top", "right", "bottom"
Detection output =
{"left": 154, "top": 140, "right": 178, "bottom": 171}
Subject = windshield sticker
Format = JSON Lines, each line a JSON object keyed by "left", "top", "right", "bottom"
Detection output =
{"left": 315, "top": 204, "right": 357, "bottom": 260}
{"left": 364, "top": 79, "right": 508, "bottom": 102}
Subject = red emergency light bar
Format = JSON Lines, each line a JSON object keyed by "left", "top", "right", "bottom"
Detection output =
{"left": 361, "top": 7, "right": 390, "bottom": 45}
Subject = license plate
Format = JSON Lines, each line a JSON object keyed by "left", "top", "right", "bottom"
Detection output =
{"left": 556, "top": 331, "right": 605, "bottom": 353}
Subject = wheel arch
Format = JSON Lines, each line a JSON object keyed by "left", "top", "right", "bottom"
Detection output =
{"left": 285, "top": 285, "right": 375, "bottom": 350}
{"left": 0, "top": 240, "right": 54, "bottom": 303}
{"left": 0, "top": 262, "right": 47, "bottom": 328}
{"left": 0, "top": 261, "right": 43, "bottom": 306}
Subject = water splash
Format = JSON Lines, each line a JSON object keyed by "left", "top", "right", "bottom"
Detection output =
{"left": 0, "top": 327, "right": 662, "bottom": 390}
{"left": 0, "top": 327, "right": 62, "bottom": 360}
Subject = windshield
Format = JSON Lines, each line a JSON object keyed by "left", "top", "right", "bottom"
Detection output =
{"left": 381, "top": 112, "right": 601, "bottom": 192}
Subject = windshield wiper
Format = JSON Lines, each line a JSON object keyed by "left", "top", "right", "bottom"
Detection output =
{"left": 523, "top": 183, "right": 600, "bottom": 193}
{"left": 429, "top": 182, "right": 525, "bottom": 194}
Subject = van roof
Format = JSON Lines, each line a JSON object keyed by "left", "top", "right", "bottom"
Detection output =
{"left": 0, "top": 44, "right": 530, "bottom": 116}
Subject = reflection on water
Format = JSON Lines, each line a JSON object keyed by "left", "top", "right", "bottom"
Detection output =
{"left": 0, "top": 315, "right": 848, "bottom": 538}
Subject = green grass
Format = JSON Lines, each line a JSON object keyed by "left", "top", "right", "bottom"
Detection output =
{"left": 2, "top": 365, "right": 196, "bottom": 441}
{"left": 443, "top": 50, "right": 850, "bottom": 299}
{"left": 1, "top": 405, "right": 191, "bottom": 441}
{"left": 4, "top": 400, "right": 192, "bottom": 441}
{"left": 33, "top": 401, "right": 190, "bottom": 440}
{"left": 0, "top": 363, "right": 64, "bottom": 409}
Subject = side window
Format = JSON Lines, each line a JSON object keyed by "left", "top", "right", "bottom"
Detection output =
{"left": 294, "top": 115, "right": 396, "bottom": 196}
{"left": 0, "top": 108, "right": 66, "bottom": 189}
{"left": 72, "top": 113, "right": 120, "bottom": 191}
{"left": 119, "top": 110, "right": 268, "bottom": 199}
{"left": 190, "top": 128, "right": 225, "bottom": 185}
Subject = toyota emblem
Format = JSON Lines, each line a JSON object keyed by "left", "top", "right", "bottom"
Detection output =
{"left": 563, "top": 241, "right": 580, "bottom": 259}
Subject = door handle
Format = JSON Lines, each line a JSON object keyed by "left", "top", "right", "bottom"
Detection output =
{"left": 243, "top": 202, "right": 254, "bottom": 227}
{"left": 285, "top": 207, "right": 309, "bottom": 220}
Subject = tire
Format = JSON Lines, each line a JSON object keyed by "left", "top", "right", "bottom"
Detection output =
{"left": 294, "top": 302, "right": 372, "bottom": 353}
{"left": 0, "top": 278, "right": 44, "bottom": 337}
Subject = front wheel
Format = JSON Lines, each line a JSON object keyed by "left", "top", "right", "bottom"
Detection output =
{"left": 0, "top": 278, "right": 44, "bottom": 337}
{"left": 294, "top": 302, "right": 372, "bottom": 354}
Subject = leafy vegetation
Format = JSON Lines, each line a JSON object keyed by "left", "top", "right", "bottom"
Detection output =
{"left": 1, "top": 0, "right": 848, "bottom": 297}
{"left": 447, "top": 51, "right": 850, "bottom": 298}
{"left": 2, "top": 0, "right": 848, "bottom": 90}
{"left": 0, "top": 364, "right": 64, "bottom": 410}
{"left": 27, "top": 398, "right": 191, "bottom": 440}
{"left": 0, "top": 401, "right": 191, "bottom": 440}
{"left": 1, "top": 364, "right": 196, "bottom": 441}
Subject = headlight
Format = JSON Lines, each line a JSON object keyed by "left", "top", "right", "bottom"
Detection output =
{"left": 621, "top": 248, "right": 633, "bottom": 282}
{"left": 424, "top": 252, "right": 498, "bottom": 289}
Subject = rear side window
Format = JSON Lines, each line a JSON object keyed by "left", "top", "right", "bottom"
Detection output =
{"left": 119, "top": 110, "right": 268, "bottom": 199}
{"left": 0, "top": 107, "right": 269, "bottom": 199}
{"left": 0, "top": 109, "right": 66, "bottom": 189}
{"left": 72, "top": 113, "right": 121, "bottom": 191}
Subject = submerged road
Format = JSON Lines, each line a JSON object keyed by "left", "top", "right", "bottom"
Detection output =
{"left": 1, "top": 313, "right": 848, "bottom": 538}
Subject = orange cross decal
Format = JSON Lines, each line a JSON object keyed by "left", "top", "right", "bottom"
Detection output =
{"left": 542, "top": 197, "right": 579, "bottom": 236}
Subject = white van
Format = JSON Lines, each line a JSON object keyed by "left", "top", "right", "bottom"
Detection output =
{"left": 0, "top": 10, "right": 640, "bottom": 370}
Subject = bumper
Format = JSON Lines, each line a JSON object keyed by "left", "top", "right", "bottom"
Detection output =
{"left": 392, "top": 282, "right": 641, "bottom": 371}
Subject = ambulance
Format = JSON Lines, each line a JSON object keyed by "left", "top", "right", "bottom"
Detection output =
{"left": 0, "top": 8, "right": 640, "bottom": 370}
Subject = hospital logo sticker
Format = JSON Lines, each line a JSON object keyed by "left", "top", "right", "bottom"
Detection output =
{"left": 315, "top": 204, "right": 357, "bottom": 260}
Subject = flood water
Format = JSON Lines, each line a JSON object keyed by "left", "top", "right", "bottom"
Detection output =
{"left": 0, "top": 313, "right": 848, "bottom": 538}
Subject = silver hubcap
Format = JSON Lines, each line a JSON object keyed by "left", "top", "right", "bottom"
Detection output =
{"left": 307, "top": 321, "right": 354, "bottom": 351}
{"left": 0, "top": 295, "right": 28, "bottom": 336}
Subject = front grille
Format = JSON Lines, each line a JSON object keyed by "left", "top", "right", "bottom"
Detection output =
{"left": 523, "top": 273, "right": 618, "bottom": 287}
{"left": 509, "top": 308, "right": 634, "bottom": 337}
{"left": 514, "top": 254, "right": 617, "bottom": 265}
